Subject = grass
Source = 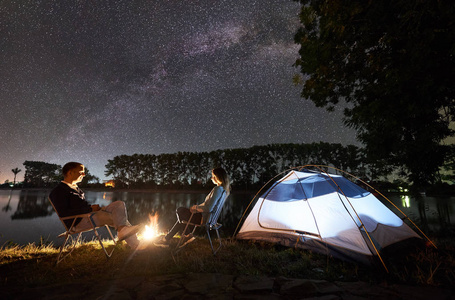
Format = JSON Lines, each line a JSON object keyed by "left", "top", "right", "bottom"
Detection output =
{"left": 0, "top": 235, "right": 454, "bottom": 292}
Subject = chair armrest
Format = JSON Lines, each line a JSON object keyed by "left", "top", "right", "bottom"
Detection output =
{"left": 60, "top": 213, "right": 93, "bottom": 220}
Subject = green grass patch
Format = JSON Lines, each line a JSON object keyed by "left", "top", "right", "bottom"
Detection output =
{"left": 1, "top": 236, "right": 453, "bottom": 290}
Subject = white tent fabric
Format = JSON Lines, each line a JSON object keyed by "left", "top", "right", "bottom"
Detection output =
{"left": 237, "top": 170, "right": 421, "bottom": 263}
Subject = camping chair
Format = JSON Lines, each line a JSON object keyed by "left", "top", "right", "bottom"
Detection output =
{"left": 174, "top": 191, "right": 228, "bottom": 255}
{"left": 48, "top": 197, "right": 116, "bottom": 264}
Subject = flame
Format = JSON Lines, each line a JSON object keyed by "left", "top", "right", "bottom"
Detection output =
{"left": 142, "top": 212, "right": 160, "bottom": 240}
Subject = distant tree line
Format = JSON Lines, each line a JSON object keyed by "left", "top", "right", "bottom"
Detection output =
{"left": 105, "top": 142, "right": 372, "bottom": 190}
{"left": 19, "top": 161, "right": 99, "bottom": 188}
{"left": 7, "top": 142, "right": 453, "bottom": 190}
{"left": 19, "top": 161, "right": 60, "bottom": 188}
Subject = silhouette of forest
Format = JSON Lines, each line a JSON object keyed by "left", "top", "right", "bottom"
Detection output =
{"left": 6, "top": 142, "right": 381, "bottom": 190}
{"left": 104, "top": 142, "right": 372, "bottom": 190}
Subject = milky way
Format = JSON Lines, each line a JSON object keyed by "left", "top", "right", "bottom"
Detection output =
{"left": 0, "top": 0, "right": 357, "bottom": 183}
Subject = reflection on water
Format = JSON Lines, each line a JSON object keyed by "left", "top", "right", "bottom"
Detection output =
{"left": 0, "top": 189, "right": 453, "bottom": 246}
{"left": 401, "top": 195, "right": 411, "bottom": 208}
{"left": 0, "top": 189, "right": 253, "bottom": 246}
{"left": 11, "top": 191, "right": 53, "bottom": 220}
{"left": 382, "top": 194, "right": 454, "bottom": 236}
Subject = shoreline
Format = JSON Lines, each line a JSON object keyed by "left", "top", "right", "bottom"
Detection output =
{"left": 0, "top": 187, "right": 257, "bottom": 195}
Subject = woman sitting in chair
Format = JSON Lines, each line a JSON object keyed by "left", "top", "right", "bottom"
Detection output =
{"left": 154, "top": 167, "right": 231, "bottom": 248}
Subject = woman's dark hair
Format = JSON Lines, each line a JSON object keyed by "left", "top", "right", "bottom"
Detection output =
{"left": 212, "top": 167, "right": 231, "bottom": 194}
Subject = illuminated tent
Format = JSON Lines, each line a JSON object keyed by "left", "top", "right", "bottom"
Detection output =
{"left": 236, "top": 169, "right": 424, "bottom": 267}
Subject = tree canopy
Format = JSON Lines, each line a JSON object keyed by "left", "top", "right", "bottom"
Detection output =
{"left": 105, "top": 142, "right": 368, "bottom": 189}
{"left": 23, "top": 161, "right": 61, "bottom": 188}
{"left": 22, "top": 161, "right": 98, "bottom": 188}
{"left": 293, "top": 0, "right": 455, "bottom": 186}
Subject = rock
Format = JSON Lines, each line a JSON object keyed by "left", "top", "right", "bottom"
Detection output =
{"left": 233, "top": 275, "right": 275, "bottom": 294}
{"left": 102, "top": 288, "right": 132, "bottom": 300}
{"left": 278, "top": 278, "right": 319, "bottom": 298}
{"left": 388, "top": 284, "right": 455, "bottom": 300}
{"left": 304, "top": 296, "right": 341, "bottom": 300}
{"left": 234, "top": 294, "right": 283, "bottom": 300}
{"left": 136, "top": 281, "right": 166, "bottom": 300}
{"left": 183, "top": 273, "right": 234, "bottom": 294}
{"left": 154, "top": 289, "right": 187, "bottom": 300}
{"left": 3, "top": 272, "right": 454, "bottom": 300}
{"left": 275, "top": 277, "right": 345, "bottom": 299}
{"left": 313, "top": 280, "right": 344, "bottom": 295}
{"left": 335, "top": 281, "right": 400, "bottom": 300}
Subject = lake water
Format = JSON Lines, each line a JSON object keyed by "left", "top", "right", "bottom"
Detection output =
{"left": 0, "top": 189, "right": 453, "bottom": 247}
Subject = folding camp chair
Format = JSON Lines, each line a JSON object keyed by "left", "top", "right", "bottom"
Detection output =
{"left": 174, "top": 191, "right": 228, "bottom": 255}
{"left": 48, "top": 197, "right": 116, "bottom": 264}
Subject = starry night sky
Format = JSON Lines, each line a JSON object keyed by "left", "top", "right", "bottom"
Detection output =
{"left": 0, "top": 0, "right": 357, "bottom": 183}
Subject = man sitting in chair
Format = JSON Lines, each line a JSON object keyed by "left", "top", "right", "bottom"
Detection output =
{"left": 49, "top": 162, "right": 141, "bottom": 249}
{"left": 154, "top": 167, "right": 230, "bottom": 248}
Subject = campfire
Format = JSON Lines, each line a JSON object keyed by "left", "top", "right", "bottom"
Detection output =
{"left": 142, "top": 212, "right": 160, "bottom": 240}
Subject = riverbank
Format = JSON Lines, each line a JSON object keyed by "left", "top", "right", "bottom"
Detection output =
{"left": 1, "top": 237, "right": 454, "bottom": 299}
{"left": 0, "top": 186, "right": 257, "bottom": 194}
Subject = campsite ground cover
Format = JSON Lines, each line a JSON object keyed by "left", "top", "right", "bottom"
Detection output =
{"left": 0, "top": 235, "right": 454, "bottom": 299}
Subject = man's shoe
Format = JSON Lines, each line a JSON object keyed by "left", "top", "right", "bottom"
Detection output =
{"left": 118, "top": 225, "right": 141, "bottom": 241}
{"left": 125, "top": 235, "right": 140, "bottom": 250}
{"left": 153, "top": 236, "right": 170, "bottom": 248}
{"left": 178, "top": 234, "right": 196, "bottom": 249}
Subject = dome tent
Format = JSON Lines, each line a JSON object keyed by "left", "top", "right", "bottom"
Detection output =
{"left": 236, "top": 166, "right": 433, "bottom": 271}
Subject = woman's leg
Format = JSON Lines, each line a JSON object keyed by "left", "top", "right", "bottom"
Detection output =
{"left": 164, "top": 207, "right": 202, "bottom": 240}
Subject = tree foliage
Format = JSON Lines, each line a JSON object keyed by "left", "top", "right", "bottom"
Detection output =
{"left": 9, "top": 143, "right": 378, "bottom": 189}
{"left": 23, "top": 161, "right": 61, "bottom": 188}
{"left": 22, "top": 161, "right": 97, "bottom": 188}
{"left": 293, "top": 0, "right": 455, "bottom": 186}
{"left": 79, "top": 167, "right": 99, "bottom": 187}
{"left": 105, "top": 142, "right": 368, "bottom": 189}
{"left": 11, "top": 167, "right": 21, "bottom": 186}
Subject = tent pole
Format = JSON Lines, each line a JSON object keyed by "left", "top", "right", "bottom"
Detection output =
{"left": 301, "top": 165, "right": 437, "bottom": 249}
{"left": 338, "top": 169, "right": 437, "bottom": 250}
{"left": 360, "top": 225, "right": 389, "bottom": 273}
{"left": 232, "top": 169, "right": 295, "bottom": 238}
{"left": 310, "top": 165, "right": 391, "bottom": 273}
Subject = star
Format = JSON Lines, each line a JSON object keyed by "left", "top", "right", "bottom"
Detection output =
{"left": 0, "top": 0, "right": 357, "bottom": 183}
